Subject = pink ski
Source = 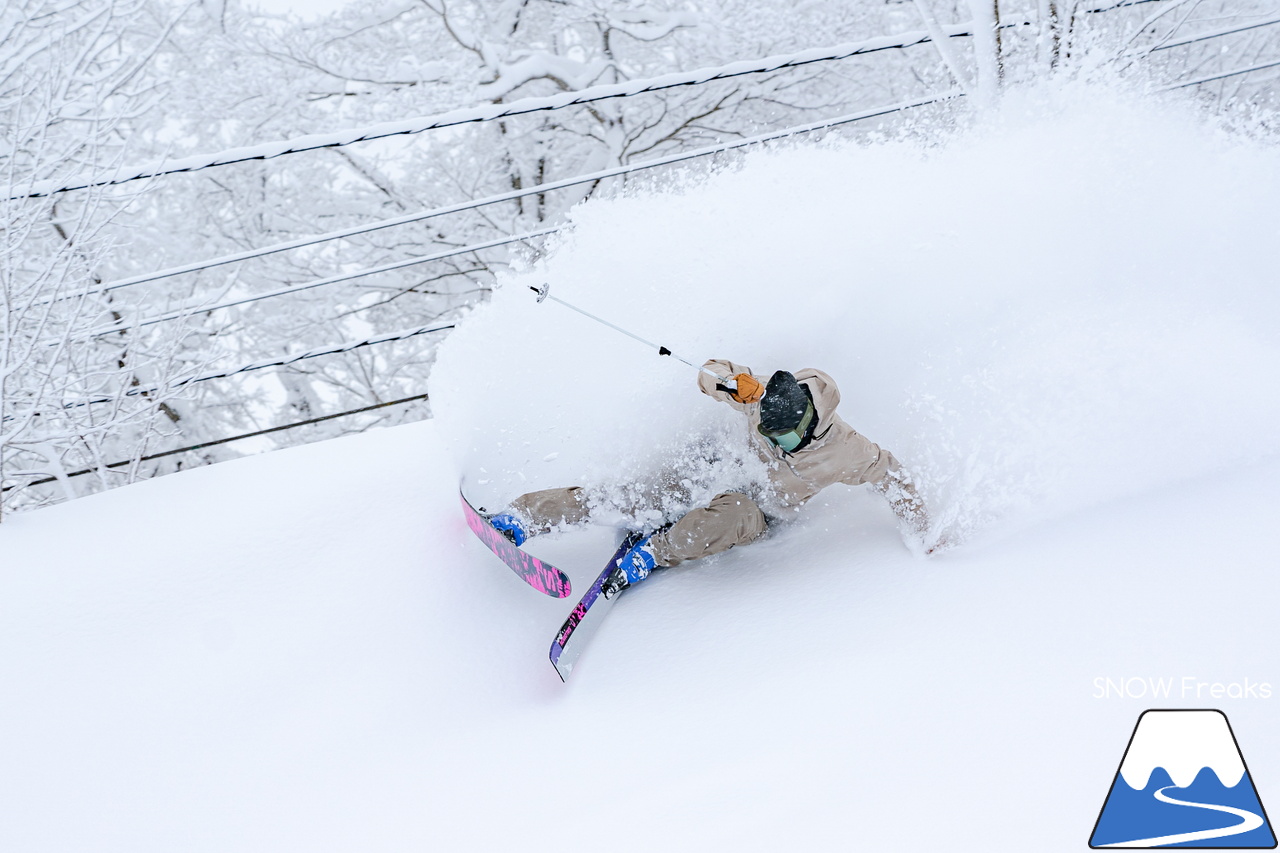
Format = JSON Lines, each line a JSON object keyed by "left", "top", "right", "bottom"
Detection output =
{"left": 460, "top": 488, "right": 572, "bottom": 598}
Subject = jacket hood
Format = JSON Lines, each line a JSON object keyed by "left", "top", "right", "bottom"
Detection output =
{"left": 794, "top": 368, "right": 841, "bottom": 435}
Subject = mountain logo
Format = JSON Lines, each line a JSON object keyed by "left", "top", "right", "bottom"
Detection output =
{"left": 1090, "top": 709, "right": 1277, "bottom": 848}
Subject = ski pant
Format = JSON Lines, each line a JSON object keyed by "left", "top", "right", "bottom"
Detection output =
{"left": 509, "top": 487, "right": 768, "bottom": 568}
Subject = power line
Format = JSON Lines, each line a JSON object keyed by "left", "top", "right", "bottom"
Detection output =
{"left": 75, "top": 228, "right": 554, "bottom": 341}
{"left": 15, "top": 27, "right": 975, "bottom": 199}
{"left": 145, "top": 321, "right": 458, "bottom": 393}
{"left": 1160, "top": 57, "right": 1280, "bottom": 90}
{"left": 11, "top": 0, "right": 1182, "bottom": 201}
{"left": 46, "top": 88, "right": 965, "bottom": 400}
{"left": 1149, "top": 15, "right": 1280, "bottom": 51}
{"left": 42, "top": 1, "right": 1194, "bottom": 303}
{"left": 27, "top": 44, "right": 1269, "bottom": 412}
{"left": 2, "top": 392, "right": 430, "bottom": 493}
{"left": 7, "top": 320, "right": 456, "bottom": 425}
{"left": 1083, "top": 0, "right": 1168, "bottom": 11}
{"left": 70, "top": 89, "right": 963, "bottom": 306}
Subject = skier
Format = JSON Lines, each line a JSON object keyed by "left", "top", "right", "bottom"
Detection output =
{"left": 488, "top": 358, "right": 928, "bottom": 590}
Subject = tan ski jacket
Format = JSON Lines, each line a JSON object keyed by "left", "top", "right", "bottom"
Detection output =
{"left": 699, "top": 359, "right": 900, "bottom": 511}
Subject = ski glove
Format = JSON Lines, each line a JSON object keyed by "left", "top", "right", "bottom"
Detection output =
{"left": 730, "top": 373, "right": 764, "bottom": 404}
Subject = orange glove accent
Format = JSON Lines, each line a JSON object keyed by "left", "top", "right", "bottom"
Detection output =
{"left": 731, "top": 373, "right": 764, "bottom": 404}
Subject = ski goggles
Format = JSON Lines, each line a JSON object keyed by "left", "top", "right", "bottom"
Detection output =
{"left": 757, "top": 400, "right": 816, "bottom": 452}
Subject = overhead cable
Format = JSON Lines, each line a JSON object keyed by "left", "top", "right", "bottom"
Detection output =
{"left": 73, "top": 89, "right": 962, "bottom": 305}
{"left": 1160, "top": 57, "right": 1280, "bottom": 89}
{"left": 61, "top": 90, "right": 962, "bottom": 401}
{"left": 76, "top": 228, "right": 555, "bottom": 340}
{"left": 3, "top": 392, "right": 431, "bottom": 493}
{"left": 142, "top": 321, "right": 457, "bottom": 393}
{"left": 11, "top": 0, "right": 1181, "bottom": 201}
{"left": 15, "top": 28, "right": 973, "bottom": 199}
{"left": 44, "top": 321, "right": 457, "bottom": 415}
{"left": 1149, "top": 15, "right": 1280, "bottom": 51}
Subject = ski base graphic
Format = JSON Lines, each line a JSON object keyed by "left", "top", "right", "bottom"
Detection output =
{"left": 459, "top": 488, "right": 572, "bottom": 598}
{"left": 549, "top": 532, "right": 645, "bottom": 681}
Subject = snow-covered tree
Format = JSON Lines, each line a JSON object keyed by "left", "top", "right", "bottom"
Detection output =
{"left": 4, "top": 0, "right": 1277, "bottom": 514}
{"left": 78, "top": 0, "right": 933, "bottom": 470}
{"left": 0, "top": 0, "right": 197, "bottom": 516}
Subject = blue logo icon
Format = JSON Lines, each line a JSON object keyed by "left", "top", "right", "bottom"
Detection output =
{"left": 1090, "top": 709, "right": 1276, "bottom": 848}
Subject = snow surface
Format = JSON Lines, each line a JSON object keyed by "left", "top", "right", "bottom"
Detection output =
{"left": 3, "top": 85, "right": 1280, "bottom": 851}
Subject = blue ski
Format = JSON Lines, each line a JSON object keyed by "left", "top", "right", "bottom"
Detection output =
{"left": 549, "top": 531, "right": 645, "bottom": 681}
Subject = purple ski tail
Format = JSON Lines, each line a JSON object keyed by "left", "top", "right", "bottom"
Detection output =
{"left": 550, "top": 532, "right": 644, "bottom": 681}
{"left": 460, "top": 488, "right": 572, "bottom": 598}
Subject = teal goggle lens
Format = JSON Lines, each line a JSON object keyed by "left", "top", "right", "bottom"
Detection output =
{"left": 757, "top": 401, "right": 815, "bottom": 452}
{"left": 764, "top": 428, "right": 804, "bottom": 452}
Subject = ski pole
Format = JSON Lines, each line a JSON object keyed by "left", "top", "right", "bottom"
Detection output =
{"left": 529, "top": 283, "right": 734, "bottom": 389}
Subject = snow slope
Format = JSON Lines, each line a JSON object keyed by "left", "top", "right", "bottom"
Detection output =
{"left": 2, "top": 421, "right": 1279, "bottom": 851}
{"left": 3, "top": 84, "right": 1279, "bottom": 851}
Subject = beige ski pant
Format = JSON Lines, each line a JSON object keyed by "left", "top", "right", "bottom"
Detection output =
{"left": 509, "top": 487, "right": 767, "bottom": 568}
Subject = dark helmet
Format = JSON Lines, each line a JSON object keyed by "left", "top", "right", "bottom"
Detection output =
{"left": 759, "top": 370, "right": 812, "bottom": 432}
{"left": 757, "top": 370, "right": 817, "bottom": 452}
